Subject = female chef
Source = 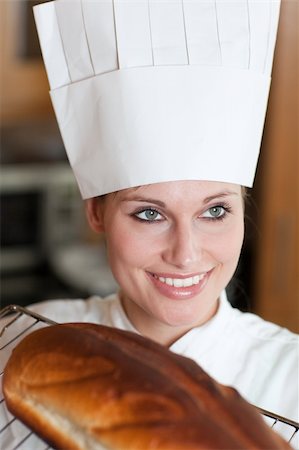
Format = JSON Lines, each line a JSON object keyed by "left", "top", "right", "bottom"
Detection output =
{"left": 1, "top": 0, "right": 298, "bottom": 447}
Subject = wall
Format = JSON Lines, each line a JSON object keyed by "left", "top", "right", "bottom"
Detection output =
{"left": 252, "top": 0, "right": 299, "bottom": 332}
{"left": 0, "top": 1, "right": 52, "bottom": 126}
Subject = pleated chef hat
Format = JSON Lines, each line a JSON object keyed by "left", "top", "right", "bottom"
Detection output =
{"left": 34, "top": 0, "right": 280, "bottom": 199}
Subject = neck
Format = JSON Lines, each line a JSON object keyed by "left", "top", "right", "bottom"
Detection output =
{"left": 119, "top": 292, "right": 219, "bottom": 347}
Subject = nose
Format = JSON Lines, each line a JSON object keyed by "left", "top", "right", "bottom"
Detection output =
{"left": 162, "top": 221, "right": 201, "bottom": 269}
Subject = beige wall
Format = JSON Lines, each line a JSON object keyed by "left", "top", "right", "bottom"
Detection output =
{"left": 253, "top": 0, "right": 299, "bottom": 332}
{"left": 0, "top": 1, "right": 53, "bottom": 126}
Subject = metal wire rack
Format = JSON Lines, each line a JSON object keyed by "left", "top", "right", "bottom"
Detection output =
{"left": 0, "top": 304, "right": 298, "bottom": 450}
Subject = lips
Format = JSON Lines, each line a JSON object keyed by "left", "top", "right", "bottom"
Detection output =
{"left": 148, "top": 271, "right": 211, "bottom": 300}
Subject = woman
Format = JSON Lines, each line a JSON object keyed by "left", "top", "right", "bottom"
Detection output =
{"left": 84, "top": 181, "right": 245, "bottom": 346}
{"left": 27, "top": 180, "right": 297, "bottom": 433}
{"left": 1, "top": 0, "right": 298, "bottom": 447}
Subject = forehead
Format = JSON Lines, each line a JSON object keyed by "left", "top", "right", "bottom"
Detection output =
{"left": 113, "top": 180, "right": 242, "bottom": 203}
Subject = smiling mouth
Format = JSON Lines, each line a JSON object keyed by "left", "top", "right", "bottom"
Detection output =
{"left": 151, "top": 273, "right": 206, "bottom": 288}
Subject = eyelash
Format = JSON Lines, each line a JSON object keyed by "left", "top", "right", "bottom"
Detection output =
{"left": 203, "top": 203, "right": 232, "bottom": 222}
{"left": 132, "top": 203, "right": 232, "bottom": 224}
{"left": 132, "top": 208, "right": 163, "bottom": 224}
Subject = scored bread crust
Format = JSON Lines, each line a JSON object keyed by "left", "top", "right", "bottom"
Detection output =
{"left": 3, "top": 323, "right": 291, "bottom": 450}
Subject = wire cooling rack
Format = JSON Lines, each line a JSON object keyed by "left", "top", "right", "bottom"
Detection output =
{"left": 0, "top": 304, "right": 298, "bottom": 450}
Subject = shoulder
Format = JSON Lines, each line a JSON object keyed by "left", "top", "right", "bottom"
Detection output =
{"left": 225, "top": 303, "right": 298, "bottom": 363}
{"left": 226, "top": 306, "right": 298, "bottom": 389}
{"left": 214, "top": 293, "right": 298, "bottom": 354}
{"left": 26, "top": 293, "right": 120, "bottom": 324}
{"left": 229, "top": 306, "right": 298, "bottom": 346}
{"left": 211, "top": 296, "right": 299, "bottom": 381}
{"left": 213, "top": 303, "right": 298, "bottom": 420}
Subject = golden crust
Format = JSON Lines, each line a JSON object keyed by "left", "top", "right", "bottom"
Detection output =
{"left": 3, "top": 323, "right": 291, "bottom": 450}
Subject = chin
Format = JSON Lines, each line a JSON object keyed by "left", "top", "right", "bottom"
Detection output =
{"left": 158, "top": 301, "right": 217, "bottom": 329}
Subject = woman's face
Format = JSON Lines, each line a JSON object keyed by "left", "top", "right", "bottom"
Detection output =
{"left": 86, "top": 180, "right": 245, "bottom": 344}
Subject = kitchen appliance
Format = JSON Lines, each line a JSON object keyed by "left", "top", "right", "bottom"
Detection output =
{"left": 0, "top": 163, "right": 83, "bottom": 273}
{"left": 0, "top": 163, "right": 118, "bottom": 307}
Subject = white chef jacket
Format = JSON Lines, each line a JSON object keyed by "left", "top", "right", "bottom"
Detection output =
{"left": 1, "top": 291, "right": 298, "bottom": 449}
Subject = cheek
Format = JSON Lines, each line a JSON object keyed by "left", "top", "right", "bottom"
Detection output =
{"left": 207, "top": 219, "right": 244, "bottom": 264}
{"left": 106, "top": 224, "right": 154, "bottom": 270}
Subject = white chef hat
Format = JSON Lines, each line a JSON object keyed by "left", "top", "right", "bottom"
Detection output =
{"left": 34, "top": 0, "right": 280, "bottom": 199}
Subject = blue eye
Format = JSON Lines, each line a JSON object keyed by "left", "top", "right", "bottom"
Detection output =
{"left": 202, "top": 206, "right": 227, "bottom": 220}
{"left": 135, "top": 209, "right": 162, "bottom": 222}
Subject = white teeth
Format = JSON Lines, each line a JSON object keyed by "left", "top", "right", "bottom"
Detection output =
{"left": 193, "top": 275, "right": 200, "bottom": 285}
{"left": 173, "top": 279, "right": 183, "bottom": 288}
{"left": 165, "top": 278, "right": 173, "bottom": 286}
{"left": 183, "top": 277, "right": 193, "bottom": 287}
{"left": 156, "top": 274, "right": 205, "bottom": 287}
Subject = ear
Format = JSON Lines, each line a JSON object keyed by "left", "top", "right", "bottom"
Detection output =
{"left": 85, "top": 198, "right": 105, "bottom": 234}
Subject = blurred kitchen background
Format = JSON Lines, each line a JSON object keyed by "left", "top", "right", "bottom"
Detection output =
{"left": 0, "top": 1, "right": 298, "bottom": 332}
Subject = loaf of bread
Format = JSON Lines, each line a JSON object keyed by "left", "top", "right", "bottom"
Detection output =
{"left": 3, "top": 323, "right": 290, "bottom": 450}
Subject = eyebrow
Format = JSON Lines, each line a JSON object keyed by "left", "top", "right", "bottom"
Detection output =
{"left": 121, "top": 197, "right": 166, "bottom": 207}
{"left": 202, "top": 191, "right": 239, "bottom": 204}
{"left": 121, "top": 191, "right": 239, "bottom": 207}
